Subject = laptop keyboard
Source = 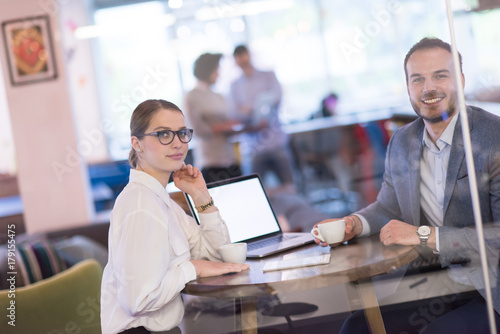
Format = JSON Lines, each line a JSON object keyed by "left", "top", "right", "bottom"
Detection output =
{"left": 247, "top": 234, "right": 299, "bottom": 251}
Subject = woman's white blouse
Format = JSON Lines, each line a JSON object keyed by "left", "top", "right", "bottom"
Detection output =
{"left": 100, "top": 169, "right": 230, "bottom": 333}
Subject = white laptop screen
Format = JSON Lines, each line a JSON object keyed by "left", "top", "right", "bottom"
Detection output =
{"left": 186, "top": 175, "right": 281, "bottom": 243}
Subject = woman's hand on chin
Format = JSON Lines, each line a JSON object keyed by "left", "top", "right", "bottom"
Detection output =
{"left": 172, "top": 164, "right": 211, "bottom": 204}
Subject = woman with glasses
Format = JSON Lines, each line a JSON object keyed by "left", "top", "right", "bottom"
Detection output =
{"left": 184, "top": 53, "right": 243, "bottom": 183}
{"left": 101, "top": 99, "right": 249, "bottom": 334}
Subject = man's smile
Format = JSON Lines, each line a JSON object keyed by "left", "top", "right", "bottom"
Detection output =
{"left": 422, "top": 97, "right": 444, "bottom": 104}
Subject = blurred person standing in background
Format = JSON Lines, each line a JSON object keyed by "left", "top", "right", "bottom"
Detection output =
{"left": 184, "top": 53, "right": 242, "bottom": 184}
{"left": 229, "top": 45, "right": 295, "bottom": 188}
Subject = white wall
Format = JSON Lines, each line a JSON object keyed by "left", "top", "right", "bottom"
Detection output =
{"left": 0, "top": 0, "right": 95, "bottom": 233}
{"left": 0, "top": 60, "right": 15, "bottom": 174}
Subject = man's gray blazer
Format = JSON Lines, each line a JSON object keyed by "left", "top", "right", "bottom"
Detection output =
{"left": 356, "top": 105, "right": 500, "bottom": 311}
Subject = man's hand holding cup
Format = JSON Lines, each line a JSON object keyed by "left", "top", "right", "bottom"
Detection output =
{"left": 311, "top": 215, "right": 363, "bottom": 247}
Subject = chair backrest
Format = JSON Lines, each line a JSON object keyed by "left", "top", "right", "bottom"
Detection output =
{"left": 0, "top": 259, "right": 103, "bottom": 334}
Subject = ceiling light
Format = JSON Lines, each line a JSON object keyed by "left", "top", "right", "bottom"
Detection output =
{"left": 74, "top": 14, "right": 176, "bottom": 40}
{"left": 168, "top": 0, "right": 183, "bottom": 9}
{"left": 195, "top": 0, "right": 293, "bottom": 21}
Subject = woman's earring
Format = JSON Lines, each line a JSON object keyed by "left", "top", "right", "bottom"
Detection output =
{"left": 136, "top": 149, "right": 141, "bottom": 152}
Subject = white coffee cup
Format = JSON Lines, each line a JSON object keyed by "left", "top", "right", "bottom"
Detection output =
{"left": 219, "top": 243, "right": 247, "bottom": 264}
{"left": 311, "top": 219, "right": 346, "bottom": 244}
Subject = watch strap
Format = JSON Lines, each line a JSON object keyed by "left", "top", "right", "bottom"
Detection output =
{"left": 420, "top": 236, "right": 428, "bottom": 246}
{"left": 196, "top": 197, "right": 214, "bottom": 212}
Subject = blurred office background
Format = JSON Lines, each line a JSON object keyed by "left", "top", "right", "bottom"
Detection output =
{"left": 1, "top": 0, "right": 499, "bottom": 231}
{"left": 2, "top": 0, "right": 500, "bottom": 167}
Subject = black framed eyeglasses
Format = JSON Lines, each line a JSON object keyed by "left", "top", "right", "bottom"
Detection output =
{"left": 137, "top": 128, "right": 194, "bottom": 145}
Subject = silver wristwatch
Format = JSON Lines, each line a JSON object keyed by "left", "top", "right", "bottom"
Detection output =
{"left": 416, "top": 225, "right": 431, "bottom": 246}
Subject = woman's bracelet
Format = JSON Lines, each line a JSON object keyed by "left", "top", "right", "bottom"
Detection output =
{"left": 195, "top": 197, "right": 214, "bottom": 212}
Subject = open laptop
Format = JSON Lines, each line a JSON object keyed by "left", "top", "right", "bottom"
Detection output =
{"left": 184, "top": 174, "right": 314, "bottom": 258}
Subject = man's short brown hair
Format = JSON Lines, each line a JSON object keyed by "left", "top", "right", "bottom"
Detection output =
{"left": 404, "top": 37, "right": 463, "bottom": 82}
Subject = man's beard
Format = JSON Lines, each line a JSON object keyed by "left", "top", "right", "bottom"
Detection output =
{"left": 411, "top": 92, "right": 458, "bottom": 124}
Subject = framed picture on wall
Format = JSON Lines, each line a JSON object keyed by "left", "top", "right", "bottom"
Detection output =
{"left": 2, "top": 15, "right": 57, "bottom": 86}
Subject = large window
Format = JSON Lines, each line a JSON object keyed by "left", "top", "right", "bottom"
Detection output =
{"left": 91, "top": 1, "right": 183, "bottom": 160}
{"left": 466, "top": 8, "right": 500, "bottom": 100}
{"left": 81, "top": 0, "right": 500, "bottom": 160}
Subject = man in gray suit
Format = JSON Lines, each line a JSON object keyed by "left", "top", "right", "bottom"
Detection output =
{"left": 314, "top": 37, "right": 500, "bottom": 333}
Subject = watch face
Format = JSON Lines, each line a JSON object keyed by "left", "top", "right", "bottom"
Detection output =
{"left": 418, "top": 226, "right": 431, "bottom": 236}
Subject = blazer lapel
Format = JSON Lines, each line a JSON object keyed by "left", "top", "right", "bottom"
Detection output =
{"left": 409, "top": 124, "right": 424, "bottom": 226}
{"left": 443, "top": 108, "right": 472, "bottom": 218}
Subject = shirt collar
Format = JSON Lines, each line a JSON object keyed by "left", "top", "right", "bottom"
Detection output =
{"left": 195, "top": 81, "right": 211, "bottom": 91}
{"left": 129, "top": 169, "right": 172, "bottom": 206}
{"left": 242, "top": 68, "right": 260, "bottom": 80}
{"left": 422, "top": 112, "right": 459, "bottom": 152}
